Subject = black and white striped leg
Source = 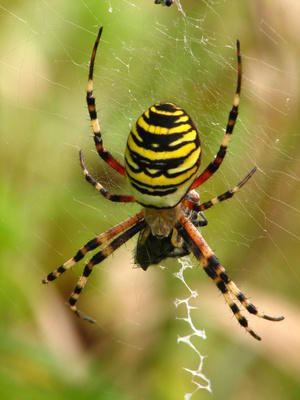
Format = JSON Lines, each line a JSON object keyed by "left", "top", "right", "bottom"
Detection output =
{"left": 184, "top": 167, "right": 256, "bottom": 213}
{"left": 69, "top": 218, "right": 146, "bottom": 323}
{"left": 42, "top": 212, "right": 144, "bottom": 284}
{"left": 79, "top": 150, "right": 135, "bottom": 202}
{"left": 191, "top": 40, "right": 242, "bottom": 190}
{"left": 87, "top": 26, "right": 126, "bottom": 176}
{"left": 175, "top": 213, "right": 284, "bottom": 340}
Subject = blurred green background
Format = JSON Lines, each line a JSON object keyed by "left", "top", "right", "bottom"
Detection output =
{"left": 0, "top": 1, "right": 299, "bottom": 399}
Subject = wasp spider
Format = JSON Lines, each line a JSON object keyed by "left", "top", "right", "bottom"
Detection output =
{"left": 43, "top": 27, "right": 284, "bottom": 340}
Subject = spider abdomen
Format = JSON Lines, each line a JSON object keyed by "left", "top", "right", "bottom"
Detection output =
{"left": 125, "top": 103, "right": 201, "bottom": 208}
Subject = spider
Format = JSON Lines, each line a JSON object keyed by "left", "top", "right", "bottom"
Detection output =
{"left": 42, "top": 26, "right": 284, "bottom": 340}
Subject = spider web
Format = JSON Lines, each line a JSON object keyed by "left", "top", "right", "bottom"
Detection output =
{"left": 0, "top": 0, "right": 299, "bottom": 399}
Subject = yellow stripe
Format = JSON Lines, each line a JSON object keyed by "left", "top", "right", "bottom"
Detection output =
{"left": 131, "top": 124, "right": 143, "bottom": 142}
{"left": 169, "top": 130, "right": 197, "bottom": 146}
{"left": 150, "top": 105, "right": 184, "bottom": 116}
{"left": 127, "top": 133, "right": 196, "bottom": 160}
{"left": 169, "top": 123, "right": 193, "bottom": 134}
{"left": 138, "top": 117, "right": 168, "bottom": 134}
{"left": 137, "top": 117, "right": 192, "bottom": 135}
{"left": 125, "top": 147, "right": 139, "bottom": 169}
{"left": 175, "top": 115, "right": 189, "bottom": 123}
{"left": 132, "top": 124, "right": 198, "bottom": 148}
{"left": 145, "top": 168, "right": 159, "bottom": 175}
{"left": 167, "top": 147, "right": 200, "bottom": 174}
{"left": 127, "top": 164, "right": 198, "bottom": 187}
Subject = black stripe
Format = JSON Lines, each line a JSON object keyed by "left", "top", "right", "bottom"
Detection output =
{"left": 238, "top": 316, "right": 248, "bottom": 327}
{"left": 83, "top": 265, "right": 92, "bottom": 277}
{"left": 230, "top": 303, "right": 239, "bottom": 314}
{"left": 200, "top": 200, "right": 213, "bottom": 210}
{"left": 217, "top": 191, "right": 233, "bottom": 201}
{"left": 203, "top": 265, "right": 217, "bottom": 279}
{"left": 135, "top": 120, "right": 196, "bottom": 144}
{"left": 142, "top": 105, "right": 195, "bottom": 130}
{"left": 47, "top": 272, "right": 57, "bottom": 281}
{"left": 246, "top": 304, "right": 257, "bottom": 314}
{"left": 216, "top": 280, "right": 227, "bottom": 293}
{"left": 86, "top": 95, "right": 95, "bottom": 106}
{"left": 217, "top": 145, "right": 227, "bottom": 157}
{"left": 130, "top": 182, "right": 177, "bottom": 197}
{"left": 153, "top": 103, "right": 178, "bottom": 112}
{"left": 74, "top": 250, "right": 85, "bottom": 262}
{"left": 128, "top": 169, "right": 196, "bottom": 191}
{"left": 237, "top": 292, "right": 246, "bottom": 302}
{"left": 97, "top": 150, "right": 110, "bottom": 161}
{"left": 126, "top": 147, "right": 199, "bottom": 171}
{"left": 94, "top": 135, "right": 103, "bottom": 145}
{"left": 226, "top": 107, "right": 238, "bottom": 133}
{"left": 125, "top": 156, "right": 199, "bottom": 180}
{"left": 89, "top": 110, "right": 97, "bottom": 120}
{"left": 85, "top": 238, "right": 100, "bottom": 251}
{"left": 143, "top": 112, "right": 182, "bottom": 129}
{"left": 131, "top": 126, "right": 197, "bottom": 152}
{"left": 69, "top": 297, "right": 76, "bottom": 306}
{"left": 74, "top": 286, "right": 82, "bottom": 294}
{"left": 219, "top": 271, "right": 230, "bottom": 284}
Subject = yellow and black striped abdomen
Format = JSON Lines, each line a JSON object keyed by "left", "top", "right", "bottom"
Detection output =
{"left": 125, "top": 103, "right": 201, "bottom": 208}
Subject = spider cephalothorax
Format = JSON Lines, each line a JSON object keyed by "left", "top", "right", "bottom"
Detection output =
{"left": 135, "top": 190, "right": 206, "bottom": 270}
{"left": 43, "top": 26, "right": 284, "bottom": 340}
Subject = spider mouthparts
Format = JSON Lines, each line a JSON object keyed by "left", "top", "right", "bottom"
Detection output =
{"left": 263, "top": 315, "right": 285, "bottom": 322}
{"left": 42, "top": 278, "right": 48, "bottom": 284}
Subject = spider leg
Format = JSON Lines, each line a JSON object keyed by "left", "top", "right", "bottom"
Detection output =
{"left": 69, "top": 217, "right": 146, "bottom": 323}
{"left": 183, "top": 167, "right": 256, "bottom": 212}
{"left": 87, "top": 26, "right": 126, "bottom": 176}
{"left": 175, "top": 213, "right": 284, "bottom": 340}
{"left": 79, "top": 150, "right": 135, "bottom": 202}
{"left": 191, "top": 40, "right": 241, "bottom": 190}
{"left": 226, "top": 280, "right": 284, "bottom": 322}
{"left": 42, "top": 212, "right": 144, "bottom": 283}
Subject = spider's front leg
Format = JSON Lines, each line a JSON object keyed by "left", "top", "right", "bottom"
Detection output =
{"left": 191, "top": 40, "right": 242, "bottom": 190}
{"left": 184, "top": 167, "right": 257, "bottom": 213}
{"left": 79, "top": 150, "right": 135, "bottom": 203}
{"left": 86, "top": 26, "right": 126, "bottom": 177}
{"left": 175, "top": 213, "right": 284, "bottom": 340}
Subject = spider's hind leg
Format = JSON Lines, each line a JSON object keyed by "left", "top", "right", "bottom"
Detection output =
{"left": 227, "top": 280, "right": 285, "bottom": 322}
{"left": 176, "top": 213, "right": 284, "bottom": 340}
